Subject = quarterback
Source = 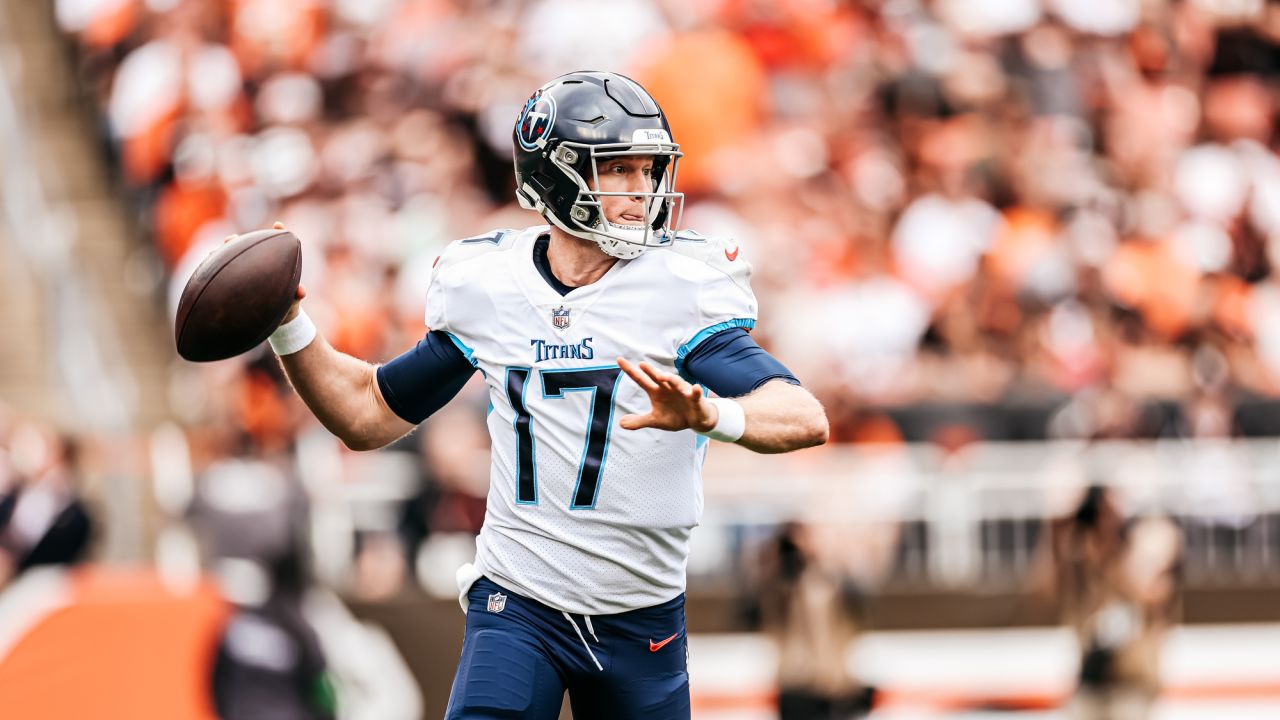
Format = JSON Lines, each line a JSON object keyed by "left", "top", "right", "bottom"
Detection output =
{"left": 266, "top": 72, "right": 828, "bottom": 719}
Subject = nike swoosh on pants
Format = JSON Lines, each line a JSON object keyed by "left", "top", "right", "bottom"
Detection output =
{"left": 649, "top": 633, "right": 679, "bottom": 652}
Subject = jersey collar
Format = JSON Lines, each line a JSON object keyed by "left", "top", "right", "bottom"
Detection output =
{"left": 532, "top": 234, "right": 577, "bottom": 297}
{"left": 511, "top": 227, "right": 632, "bottom": 333}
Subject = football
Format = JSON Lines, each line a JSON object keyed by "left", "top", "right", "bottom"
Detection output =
{"left": 174, "top": 229, "right": 302, "bottom": 362}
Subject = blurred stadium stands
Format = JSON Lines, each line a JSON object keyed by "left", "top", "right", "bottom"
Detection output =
{"left": 1, "top": 0, "right": 1279, "bottom": 718}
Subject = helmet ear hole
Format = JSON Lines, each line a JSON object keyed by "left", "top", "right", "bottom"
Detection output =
{"left": 530, "top": 170, "right": 555, "bottom": 194}
{"left": 571, "top": 206, "right": 591, "bottom": 222}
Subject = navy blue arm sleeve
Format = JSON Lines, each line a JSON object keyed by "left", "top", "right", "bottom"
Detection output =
{"left": 375, "top": 331, "right": 478, "bottom": 424}
{"left": 680, "top": 327, "right": 800, "bottom": 399}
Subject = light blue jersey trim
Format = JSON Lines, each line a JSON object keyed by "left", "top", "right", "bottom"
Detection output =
{"left": 674, "top": 318, "right": 757, "bottom": 380}
{"left": 694, "top": 434, "right": 710, "bottom": 453}
{"left": 445, "top": 332, "right": 479, "bottom": 368}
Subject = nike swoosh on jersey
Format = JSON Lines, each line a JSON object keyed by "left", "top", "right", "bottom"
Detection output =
{"left": 649, "top": 632, "right": 679, "bottom": 652}
{"left": 724, "top": 246, "right": 740, "bottom": 262}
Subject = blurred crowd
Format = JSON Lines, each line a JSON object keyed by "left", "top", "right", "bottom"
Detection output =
{"left": 54, "top": 0, "right": 1280, "bottom": 446}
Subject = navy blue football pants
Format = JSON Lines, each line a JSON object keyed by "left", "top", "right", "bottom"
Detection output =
{"left": 445, "top": 577, "right": 691, "bottom": 719}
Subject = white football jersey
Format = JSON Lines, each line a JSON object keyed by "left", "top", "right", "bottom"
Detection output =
{"left": 425, "top": 225, "right": 756, "bottom": 615}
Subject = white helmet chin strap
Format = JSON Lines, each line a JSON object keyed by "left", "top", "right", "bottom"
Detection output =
{"left": 570, "top": 187, "right": 674, "bottom": 260}
{"left": 543, "top": 212, "right": 649, "bottom": 260}
{"left": 595, "top": 222, "right": 649, "bottom": 259}
{"left": 546, "top": 216, "right": 650, "bottom": 260}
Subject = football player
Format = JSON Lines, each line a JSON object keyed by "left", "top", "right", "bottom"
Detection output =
{"left": 266, "top": 71, "right": 828, "bottom": 719}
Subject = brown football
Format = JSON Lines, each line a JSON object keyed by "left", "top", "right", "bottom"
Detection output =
{"left": 175, "top": 229, "right": 302, "bottom": 362}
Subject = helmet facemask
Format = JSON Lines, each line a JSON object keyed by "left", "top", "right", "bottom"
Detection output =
{"left": 545, "top": 138, "right": 685, "bottom": 260}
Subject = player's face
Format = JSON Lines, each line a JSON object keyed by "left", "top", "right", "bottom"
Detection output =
{"left": 592, "top": 155, "right": 655, "bottom": 227}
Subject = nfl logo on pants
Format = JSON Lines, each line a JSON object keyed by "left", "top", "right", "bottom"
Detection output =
{"left": 487, "top": 592, "right": 506, "bottom": 613}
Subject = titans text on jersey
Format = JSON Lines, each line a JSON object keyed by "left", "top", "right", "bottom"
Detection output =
{"left": 530, "top": 337, "right": 594, "bottom": 363}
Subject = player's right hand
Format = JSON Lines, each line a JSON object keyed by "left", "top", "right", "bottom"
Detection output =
{"left": 263, "top": 220, "right": 303, "bottom": 324}
{"left": 229, "top": 221, "right": 305, "bottom": 326}
{"left": 281, "top": 283, "right": 307, "bottom": 324}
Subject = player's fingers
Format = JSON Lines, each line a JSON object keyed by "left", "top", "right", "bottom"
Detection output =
{"left": 637, "top": 361, "right": 665, "bottom": 380}
{"left": 658, "top": 380, "right": 687, "bottom": 400}
{"left": 296, "top": 284, "right": 307, "bottom": 300}
{"left": 619, "top": 412, "right": 655, "bottom": 430}
{"left": 654, "top": 370, "right": 689, "bottom": 395}
{"left": 662, "top": 373, "right": 691, "bottom": 396}
{"left": 639, "top": 362, "right": 683, "bottom": 390}
{"left": 273, "top": 221, "right": 286, "bottom": 230}
{"left": 619, "top": 358, "right": 660, "bottom": 392}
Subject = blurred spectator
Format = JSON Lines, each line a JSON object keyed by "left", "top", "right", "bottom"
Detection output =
{"left": 1037, "top": 486, "right": 1183, "bottom": 720}
{"left": 188, "top": 437, "right": 336, "bottom": 720}
{"left": 0, "top": 422, "right": 93, "bottom": 589}
{"left": 755, "top": 522, "right": 875, "bottom": 720}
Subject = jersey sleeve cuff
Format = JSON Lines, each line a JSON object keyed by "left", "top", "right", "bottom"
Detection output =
{"left": 675, "top": 318, "right": 756, "bottom": 379}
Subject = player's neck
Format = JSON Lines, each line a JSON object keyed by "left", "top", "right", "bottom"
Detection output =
{"left": 545, "top": 229, "right": 618, "bottom": 288}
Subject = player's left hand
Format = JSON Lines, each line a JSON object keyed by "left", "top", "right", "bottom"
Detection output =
{"left": 617, "top": 358, "right": 718, "bottom": 434}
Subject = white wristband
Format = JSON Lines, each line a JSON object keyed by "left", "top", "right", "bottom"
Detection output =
{"left": 268, "top": 309, "right": 317, "bottom": 356}
{"left": 698, "top": 398, "right": 746, "bottom": 443}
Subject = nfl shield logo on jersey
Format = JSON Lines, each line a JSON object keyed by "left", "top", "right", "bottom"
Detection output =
{"left": 487, "top": 592, "right": 507, "bottom": 613}
{"left": 552, "top": 306, "right": 571, "bottom": 329}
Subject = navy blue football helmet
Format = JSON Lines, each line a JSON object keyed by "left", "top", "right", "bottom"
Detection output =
{"left": 513, "top": 71, "right": 683, "bottom": 259}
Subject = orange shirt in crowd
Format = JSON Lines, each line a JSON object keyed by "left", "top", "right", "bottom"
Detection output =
{"left": 719, "top": 0, "right": 865, "bottom": 71}
{"left": 123, "top": 105, "right": 181, "bottom": 186}
{"left": 79, "top": 0, "right": 140, "bottom": 50}
{"left": 1103, "top": 238, "right": 1200, "bottom": 341}
{"left": 154, "top": 181, "right": 226, "bottom": 268}
{"left": 227, "top": 0, "right": 327, "bottom": 76}
{"left": 988, "top": 206, "right": 1060, "bottom": 293}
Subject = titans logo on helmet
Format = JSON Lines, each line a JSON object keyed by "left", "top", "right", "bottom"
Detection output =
{"left": 517, "top": 92, "right": 557, "bottom": 151}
